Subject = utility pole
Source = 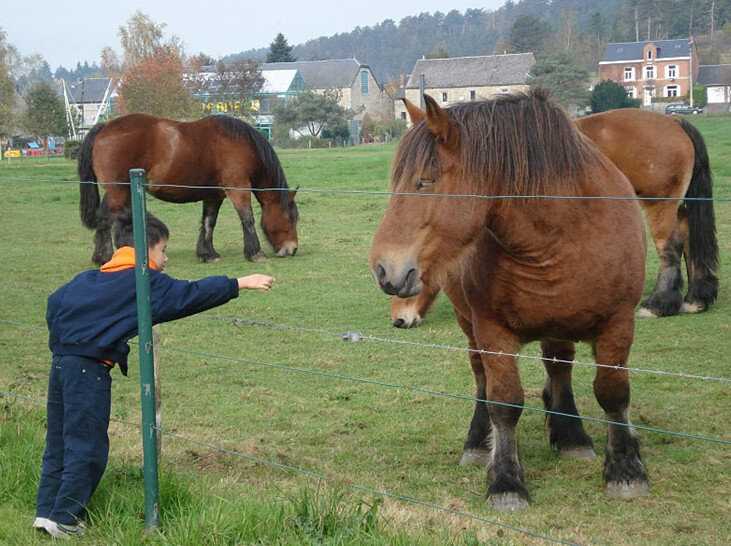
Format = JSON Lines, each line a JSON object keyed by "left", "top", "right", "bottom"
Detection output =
{"left": 635, "top": 7, "right": 639, "bottom": 42}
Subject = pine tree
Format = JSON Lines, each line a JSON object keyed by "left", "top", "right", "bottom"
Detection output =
{"left": 267, "top": 33, "right": 296, "bottom": 63}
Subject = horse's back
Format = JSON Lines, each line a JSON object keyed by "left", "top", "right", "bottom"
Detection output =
{"left": 577, "top": 109, "right": 694, "bottom": 197}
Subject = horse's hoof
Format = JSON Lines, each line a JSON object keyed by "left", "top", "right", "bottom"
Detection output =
{"left": 605, "top": 480, "right": 650, "bottom": 499}
{"left": 459, "top": 449, "right": 491, "bottom": 467}
{"left": 636, "top": 307, "right": 659, "bottom": 319}
{"left": 489, "top": 492, "right": 529, "bottom": 512}
{"left": 680, "top": 301, "right": 705, "bottom": 314}
{"left": 560, "top": 447, "right": 596, "bottom": 460}
{"left": 247, "top": 252, "right": 266, "bottom": 263}
{"left": 200, "top": 256, "right": 221, "bottom": 263}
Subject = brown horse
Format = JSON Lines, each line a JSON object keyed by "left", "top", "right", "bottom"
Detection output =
{"left": 78, "top": 113, "right": 299, "bottom": 264}
{"left": 390, "top": 108, "right": 718, "bottom": 327}
{"left": 370, "top": 91, "right": 648, "bottom": 510}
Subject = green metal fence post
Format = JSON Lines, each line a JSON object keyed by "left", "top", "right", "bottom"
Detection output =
{"left": 129, "top": 168, "right": 160, "bottom": 530}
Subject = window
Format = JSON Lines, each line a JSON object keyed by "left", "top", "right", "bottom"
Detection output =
{"left": 400, "top": 111, "right": 407, "bottom": 120}
{"left": 645, "top": 65, "right": 655, "bottom": 80}
{"left": 624, "top": 67, "right": 635, "bottom": 81}
{"left": 647, "top": 49, "right": 653, "bottom": 60}
{"left": 666, "top": 65, "right": 678, "bottom": 79}
{"left": 470, "top": 90, "right": 476, "bottom": 100}
{"left": 260, "top": 97, "right": 271, "bottom": 114}
{"left": 360, "top": 70, "right": 369, "bottom": 95}
{"left": 665, "top": 85, "right": 679, "bottom": 97}
{"left": 442, "top": 92, "right": 448, "bottom": 103}
{"left": 624, "top": 86, "right": 636, "bottom": 99}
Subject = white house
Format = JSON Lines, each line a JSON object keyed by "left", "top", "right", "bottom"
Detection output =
{"left": 697, "top": 64, "right": 731, "bottom": 113}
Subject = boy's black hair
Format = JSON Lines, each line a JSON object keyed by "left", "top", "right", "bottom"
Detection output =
{"left": 113, "top": 211, "right": 170, "bottom": 248}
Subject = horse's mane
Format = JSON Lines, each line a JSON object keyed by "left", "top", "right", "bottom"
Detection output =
{"left": 210, "top": 115, "right": 297, "bottom": 221}
{"left": 393, "top": 89, "right": 597, "bottom": 198}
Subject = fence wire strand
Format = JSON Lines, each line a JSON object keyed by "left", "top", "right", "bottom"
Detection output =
{"left": 162, "top": 346, "right": 731, "bottom": 446}
{"left": 1, "top": 177, "right": 729, "bottom": 202}
{"left": 2, "top": 318, "right": 729, "bottom": 445}
{"left": 207, "top": 316, "right": 731, "bottom": 385}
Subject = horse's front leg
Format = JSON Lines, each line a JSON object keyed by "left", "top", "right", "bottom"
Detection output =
{"left": 454, "top": 313, "right": 492, "bottom": 467}
{"left": 196, "top": 198, "right": 224, "bottom": 262}
{"left": 226, "top": 189, "right": 264, "bottom": 262}
{"left": 473, "top": 319, "right": 528, "bottom": 511}
{"left": 541, "top": 339, "right": 595, "bottom": 459}
{"left": 593, "top": 310, "right": 649, "bottom": 499}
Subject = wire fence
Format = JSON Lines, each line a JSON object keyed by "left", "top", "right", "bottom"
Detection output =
{"left": 0, "top": 387, "right": 578, "bottom": 546}
{"left": 3, "top": 318, "right": 730, "bottom": 448}
{"left": 1, "top": 167, "right": 729, "bottom": 544}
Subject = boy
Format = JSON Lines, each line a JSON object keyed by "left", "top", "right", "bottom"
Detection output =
{"left": 34, "top": 212, "right": 273, "bottom": 538}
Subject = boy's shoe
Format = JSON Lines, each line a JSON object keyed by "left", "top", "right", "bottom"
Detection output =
{"left": 33, "top": 517, "right": 53, "bottom": 530}
{"left": 34, "top": 519, "right": 86, "bottom": 539}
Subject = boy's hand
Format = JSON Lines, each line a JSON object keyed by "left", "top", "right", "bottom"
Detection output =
{"left": 238, "top": 274, "right": 275, "bottom": 291}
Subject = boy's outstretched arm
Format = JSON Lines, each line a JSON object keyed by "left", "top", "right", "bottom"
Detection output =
{"left": 151, "top": 273, "right": 275, "bottom": 324}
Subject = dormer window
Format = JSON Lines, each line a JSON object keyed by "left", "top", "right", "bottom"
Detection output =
{"left": 647, "top": 49, "right": 653, "bottom": 60}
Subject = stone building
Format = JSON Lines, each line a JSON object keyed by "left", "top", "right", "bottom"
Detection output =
{"left": 395, "top": 53, "right": 535, "bottom": 124}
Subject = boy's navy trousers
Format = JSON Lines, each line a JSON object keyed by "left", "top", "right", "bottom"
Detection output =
{"left": 36, "top": 355, "right": 112, "bottom": 525}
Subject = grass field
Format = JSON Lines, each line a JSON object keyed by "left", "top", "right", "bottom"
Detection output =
{"left": 1, "top": 115, "right": 730, "bottom": 545}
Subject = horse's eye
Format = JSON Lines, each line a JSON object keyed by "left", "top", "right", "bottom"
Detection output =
{"left": 416, "top": 179, "right": 435, "bottom": 190}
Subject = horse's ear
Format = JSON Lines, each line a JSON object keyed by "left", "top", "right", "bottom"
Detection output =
{"left": 423, "top": 94, "right": 458, "bottom": 150}
{"left": 402, "top": 98, "right": 424, "bottom": 125}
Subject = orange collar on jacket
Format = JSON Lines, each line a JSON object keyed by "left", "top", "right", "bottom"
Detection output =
{"left": 100, "top": 246, "right": 160, "bottom": 272}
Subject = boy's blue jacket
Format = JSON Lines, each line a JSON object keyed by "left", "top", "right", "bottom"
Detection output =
{"left": 46, "top": 262, "right": 239, "bottom": 375}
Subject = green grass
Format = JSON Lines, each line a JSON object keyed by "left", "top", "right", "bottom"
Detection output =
{"left": 1, "top": 116, "right": 730, "bottom": 545}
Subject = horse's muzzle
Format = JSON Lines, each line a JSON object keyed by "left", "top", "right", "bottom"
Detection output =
{"left": 374, "top": 261, "right": 421, "bottom": 298}
{"left": 276, "top": 241, "right": 298, "bottom": 257}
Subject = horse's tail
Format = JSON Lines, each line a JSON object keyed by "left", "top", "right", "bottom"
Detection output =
{"left": 678, "top": 118, "right": 719, "bottom": 308}
{"left": 78, "top": 123, "right": 106, "bottom": 229}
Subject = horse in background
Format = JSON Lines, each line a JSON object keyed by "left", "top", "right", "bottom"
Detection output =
{"left": 78, "top": 114, "right": 299, "bottom": 264}
{"left": 371, "top": 91, "right": 648, "bottom": 510}
{"left": 390, "top": 107, "right": 718, "bottom": 327}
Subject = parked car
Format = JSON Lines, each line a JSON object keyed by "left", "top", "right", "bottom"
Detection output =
{"left": 665, "top": 102, "right": 704, "bottom": 115}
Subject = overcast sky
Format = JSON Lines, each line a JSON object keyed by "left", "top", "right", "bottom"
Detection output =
{"left": 3, "top": 0, "right": 505, "bottom": 70}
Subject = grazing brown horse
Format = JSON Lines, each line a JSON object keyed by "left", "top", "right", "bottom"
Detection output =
{"left": 370, "top": 91, "right": 649, "bottom": 510}
{"left": 78, "top": 113, "right": 299, "bottom": 264}
{"left": 390, "top": 108, "right": 718, "bottom": 327}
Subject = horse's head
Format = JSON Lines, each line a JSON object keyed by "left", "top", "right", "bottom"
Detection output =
{"left": 260, "top": 188, "right": 299, "bottom": 256}
{"left": 370, "top": 95, "right": 484, "bottom": 298}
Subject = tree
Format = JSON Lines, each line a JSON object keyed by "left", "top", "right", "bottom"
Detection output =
{"left": 0, "top": 28, "right": 17, "bottom": 137}
{"left": 529, "top": 53, "right": 590, "bottom": 108}
{"left": 22, "top": 81, "right": 67, "bottom": 143}
{"left": 591, "top": 80, "right": 641, "bottom": 112}
{"left": 118, "top": 47, "right": 197, "bottom": 118}
{"left": 267, "top": 33, "right": 296, "bottom": 63}
{"left": 114, "top": 12, "right": 197, "bottom": 119}
{"left": 118, "top": 11, "right": 166, "bottom": 67}
{"left": 510, "top": 15, "right": 550, "bottom": 54}
{"left": 273, "top": 90, "right": 348, "bottom": 138}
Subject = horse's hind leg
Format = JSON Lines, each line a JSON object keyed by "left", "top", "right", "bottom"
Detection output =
{"left": 592, "top": 312, "right": 649, "bottom": 499}
{"left": 226, "top": 189, "right": 264, "bottom": 262}
{"left": 637, "top": 201, "right": 684, "bottom": 318}
{"left": 541, "top": 340, "right": 594, "bottom": 459}
{"left": 196, "top": 198, "right": 224, "bottom": 262}
{"left": 91, "top": 193, "right": 115, "bottom": 265}
{"left": 456, "top": 314, "right": 492, "bottom": 467}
